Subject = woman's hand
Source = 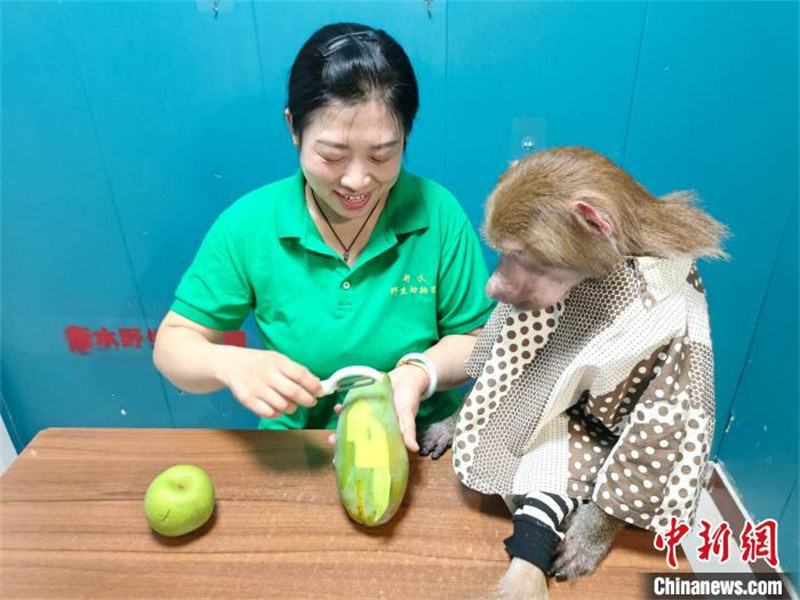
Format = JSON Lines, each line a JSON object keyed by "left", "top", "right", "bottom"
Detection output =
{"left": 326, "top": 365, "right": 429, "bottom": 452}
{"left": 215, "top": 347, "right": 323, "bottom": 419}
{"left": 388, "top": 364, "right": 430, "bottom": 452}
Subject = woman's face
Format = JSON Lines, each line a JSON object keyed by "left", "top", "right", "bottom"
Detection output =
{"left": 290, "top": 100, "right": 404, "bottom": 222}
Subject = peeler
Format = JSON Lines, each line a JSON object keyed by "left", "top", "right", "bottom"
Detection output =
{"left": 319, "top": 366, "right": 383, "bottom": 396}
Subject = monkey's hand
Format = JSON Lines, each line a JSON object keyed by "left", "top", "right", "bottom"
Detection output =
{"left": 483, "top": 558, "right": 548, "bottom": 600}
{"left": 418, "top": 413, "right": 457, "bottom": 459}
{"left": 550, "top": 502, "right": 624, "bottom": 580}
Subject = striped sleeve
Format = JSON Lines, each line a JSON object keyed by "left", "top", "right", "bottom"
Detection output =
{"left": 504, "top": 492, "right": 582, "bottom": 571}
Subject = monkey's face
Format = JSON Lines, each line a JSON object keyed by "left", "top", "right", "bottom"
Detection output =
{"left": 486, "top": 240, "right": 585, "bottom": 311}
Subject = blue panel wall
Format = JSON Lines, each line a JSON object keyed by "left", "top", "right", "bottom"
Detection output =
{"left": 621, "top": 1, "right": 800, "bottom": 453}
{"left": 717, "top": 199, "right": 799, "bottom": 583}
{"left": 446, "top": 1, "right": 647, "bottom": 261}
{"left": 1, "top": 2, "right": 798, "bottom": 570}
{"left": 1, "top": 1, "right": 174, "bottom": 442}
{"left": 59, "top": 1, "right": 276, "bottom": 428}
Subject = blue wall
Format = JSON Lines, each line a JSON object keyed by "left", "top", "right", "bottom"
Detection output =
{"left": 717, "top": 199, "right": 799, "bottom": 579}
{"left": 1, "top": 0, "right": 798, "bottom": 578}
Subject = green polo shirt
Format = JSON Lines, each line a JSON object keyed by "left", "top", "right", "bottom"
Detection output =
{"left": 171, "top": 168, "right": 495, "bottom": 431}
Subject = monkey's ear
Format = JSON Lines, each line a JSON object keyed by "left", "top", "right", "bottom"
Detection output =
{"left": 570, "top": 201, "right": 614, "bottom": 237}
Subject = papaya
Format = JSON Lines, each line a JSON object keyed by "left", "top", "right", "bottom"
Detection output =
{"left": 333, "top": 374, "right": 409, "bottom": 526}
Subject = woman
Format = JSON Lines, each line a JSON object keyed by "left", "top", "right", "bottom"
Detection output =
{"left": 153, "top": 23, "right": 494, "bottom": 451}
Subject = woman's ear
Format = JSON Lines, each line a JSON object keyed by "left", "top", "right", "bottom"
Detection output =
{"left": 284, "top": 109, "right": 299, "bottom": 146}
{"left": 569, "top": 200, "right": 614, "bottom": 237}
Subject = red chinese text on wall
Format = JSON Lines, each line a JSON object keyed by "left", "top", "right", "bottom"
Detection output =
{"left": 64, "top": 326, "right": 246, "bottom": 354}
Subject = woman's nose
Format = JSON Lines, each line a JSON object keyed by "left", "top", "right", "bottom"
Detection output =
{"left": 340, "top": 161, "right": 372, "bottom": 191}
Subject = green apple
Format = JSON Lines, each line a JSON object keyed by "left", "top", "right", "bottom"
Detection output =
{"left": 143, "top": 464, "right": 215, "bottom": 537}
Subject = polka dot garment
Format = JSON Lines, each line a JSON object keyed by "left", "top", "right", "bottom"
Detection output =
{"left": 454, "top": 302, "right": 564, "bottom": 482}
{"left": 453, "top": 256, "right": 715, "bottom": 535}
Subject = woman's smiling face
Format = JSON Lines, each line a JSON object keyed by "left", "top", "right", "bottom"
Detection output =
{"left": 291, "top": 99, "right": 404, "bottom": 222}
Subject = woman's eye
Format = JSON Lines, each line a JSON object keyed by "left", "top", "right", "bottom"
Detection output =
{"left": 319, "top": 154, "right": 345, "bottom": 163}
{"left": 371, "top": 156, "right": 390, "bottom": 164}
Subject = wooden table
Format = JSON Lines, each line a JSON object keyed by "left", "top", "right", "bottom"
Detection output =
{"left": 1, "top": 429, "right": 682, "bottom": 599}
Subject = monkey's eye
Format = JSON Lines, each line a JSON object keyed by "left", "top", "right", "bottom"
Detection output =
{"left": 501, "top": 249, "right": 523, "bottom": 259}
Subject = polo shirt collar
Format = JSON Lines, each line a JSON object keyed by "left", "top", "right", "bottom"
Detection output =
{"left": 275, "top": 169, "right": 308, "bottom": 240}
{"left": 382, "top": 169, "right": 430, "bottom": 235}
{"left": 276, "top": 168, "right": 430, "bottom": 243}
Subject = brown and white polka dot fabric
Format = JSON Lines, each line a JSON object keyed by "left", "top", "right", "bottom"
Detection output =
{"left": 454, "top": 302, "right": 564, "bottom": 481}
{"left": 453, "top": 256, "right": 715, "bottom": 535}
{"left": 686, "top": 264, "right": 705, "bottom": 293}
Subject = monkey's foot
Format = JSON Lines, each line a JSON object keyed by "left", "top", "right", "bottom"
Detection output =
{"left": 550, "top": 503, "right": 623, "bottom": 580}
{"left": 481, "top": 558, "right": 548, "bottom": 600}
{"left": 418, "top": 414, "right": 457, "bottom": 459}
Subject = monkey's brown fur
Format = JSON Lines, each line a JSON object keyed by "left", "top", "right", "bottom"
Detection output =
{"left": 484, "top": 147, "right": 729, "bottom": 278}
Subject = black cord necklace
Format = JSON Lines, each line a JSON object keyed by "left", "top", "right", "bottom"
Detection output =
{"left": 309, "top": 186, "right": 381, "bottom": 262}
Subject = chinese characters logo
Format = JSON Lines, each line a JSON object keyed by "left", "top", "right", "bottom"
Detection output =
{"left": 390, "top": 273, "right": 436, "bottom": 297}
{"left": 654, "top": 517, "right": 779, "bottom": 569}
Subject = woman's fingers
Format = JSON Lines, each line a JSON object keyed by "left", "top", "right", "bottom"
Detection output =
{"left": 270, "top": 369, "right": 318, "bottom": 408}
{"left": 278, "top": 356, "right": 324, "bottom": 399}
{"left": 237, "top": 393, "right": 277, "bottom": 420}
{"left": 226, "top": 350, "right": 323, "bottom": 418}
{"left": 257, "top": 386, "right": 295, "bottom": 416}
{"left": 389, "top": 369, "right": 423, "bottom": 453}
{"left": 398, "top": 408, "right": 419, "bottom": 453}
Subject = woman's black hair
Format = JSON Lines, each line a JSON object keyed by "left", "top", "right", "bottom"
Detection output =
{"left": 287, "top": 23, "right": 419, "bottom": 142}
